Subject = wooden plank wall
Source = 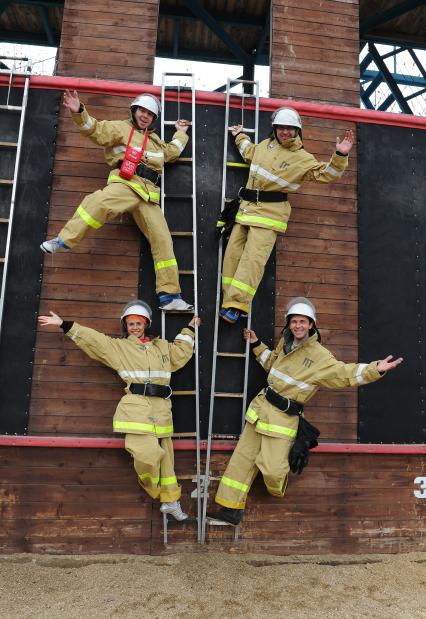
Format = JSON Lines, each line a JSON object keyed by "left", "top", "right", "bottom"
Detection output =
{"left": 29, "top": 0, "right": 160, "bottom": 435}
{"left": 270, "top": 0, "right": 360, "bottom": 441}
{"left": 1, "top": 448, "right": 424, "bottom": 555}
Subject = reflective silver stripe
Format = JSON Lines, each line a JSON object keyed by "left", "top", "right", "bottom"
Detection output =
{"left": 175, "top": 333, "right": 194, "bottom": 345}
{"left": 70, "top": 328, "right": 80, "bottom": 341}
{"left": 355, "top": 363, "right": 368, "bottom": 385}
{"left": 170, "top": 138, "right": 184, "bottom": 153}
{"left": 118, "top": 370, "right": 171, "bottom": 380}
{"left": 112, "top": 145, "right": 126, "bottom": 155}
{"left": 81, "top": 116, "right": 95, "bottom": 131}
{"left": 250, "top": 164, "right": 300, "bottom": 191}
{"left": 269, "top": 367, "right": 314, "bottom": 391}
{"left": 324, "top": 164, "right": 343, "bottom": 178}
{"left": 238, "top": 139, "right": 251, "bottom": 156}
{"left": 144, "top": 150, "right": 164, "bottom": 159}
{"left": 259, "top": 349, "right": 272, "bottom": 367}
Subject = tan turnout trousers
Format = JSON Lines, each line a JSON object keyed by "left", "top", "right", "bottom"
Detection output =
{"left": 222, "top": 223, "right": 277, "bottom": 313}
{"left": 214, "top": 422, "right": 292, "bottom": 510}
{"left": 59, "top": 182, "right": 180, "bottom": 295}
{"left": 125, "top": 434, "right": 181, "bottom": 503}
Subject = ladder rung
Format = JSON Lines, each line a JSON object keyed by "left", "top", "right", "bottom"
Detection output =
{"left": 226, "top": 162, "right": 249, "bottom": 168}
{"left": 214, "top": 392, "right": 244, "bottom": 398}
{"left": 0, "top": 141, "right": 17, "bottom": 148}
{"left": 164, "top": 193, "right": 193, "bottom": 200}
{"left": 175, "top": 157, "right": 193, "bottom": 163}
{"left": 0, "top": 104, "right": 22, "bottom": 111}
{"left": 212, "top": 433, "right": 239, "bottom": 439}
{"left": 217, "top": 352, "right": 246, "bottom": 358}
{"left": 178, "top": 270, "right": 194, "bottom": 275}
{"left": 0, "top": 218, "right": 10, "bottom": 224}
{"left": 241, "top": 128, "right": 255, "bottom": 134}
{"left": 164, "top": 85, "right": 193, "bottom": 91}
{"left": 0, "top": 179, "right": 13, "bottom": 185}
{"left": 173, "top": 390, "right": 196, "bottom": 395}
{"left": 163, "top": 120, "right": 178, "bottom": 125}
{"left": 171, "top": 231, "right": 193, "bottom": 237}
{"left": 173, "top": 432, "right": 197, "bottom": 438}
{"left": 0, "top": 258, "right": 4, "bottom": 263}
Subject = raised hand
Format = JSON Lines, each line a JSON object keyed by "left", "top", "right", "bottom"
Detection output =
{"left": 229, "top": 124, "right": 243, "bottom": 136}
{"left": 188, "top": 315, "right": 201, "bottom": 328}
{"left": 377, "top": 355, "right": 403, "bottom": 373}
{"left": 63, "top": 90, "right": 81, "bottom": 113}
{"left": 175, "top": 119, "right": 191, "bottom": 133}
{"left": 335, "top": 129, "right": 354, "bottom": 155}
{"left": 38, "top": 311, "right": 63, "bottom": 328}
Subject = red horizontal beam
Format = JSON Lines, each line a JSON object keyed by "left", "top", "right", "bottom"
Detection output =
{"left": 1, "top": 74, "right": 425, "bottom": 130}
{"left": 0, "top": 435, "right": 425, "bottom": 454}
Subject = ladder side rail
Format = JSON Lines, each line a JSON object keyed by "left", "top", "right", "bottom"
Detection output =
{"left": 200, "top": 79, "right": 232, "bottom": 544}
{"left": 0, "top": 75, "right": 30, "bottom": 338}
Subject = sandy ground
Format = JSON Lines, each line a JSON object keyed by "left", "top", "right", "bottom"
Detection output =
{"left": 0, "top": 551, "right": 425, "bottom": 619}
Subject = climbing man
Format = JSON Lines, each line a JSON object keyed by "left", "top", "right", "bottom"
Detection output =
{"left": 38, "top": 299, "right": 200, "bottom": 521}
{"left": 220, "top": 108, "right": 354, "bottom": 323}
{"left": 209, "top": 296, "right": 403, "bottom": 525}
{"left": 41, "top": 90, "right": 193, "bottom": 312}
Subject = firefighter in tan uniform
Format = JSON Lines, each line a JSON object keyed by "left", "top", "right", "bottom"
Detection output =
{"left": 219, "top": 108, "right": 354, "bottom": 324}
{"left": 38, "top": 299, "right": 201, "bottom": 521}
{"left": 208, "top": 297, "right": 403, "bottom": 525}
{"left": 41, "top": 90, "right": 193, "bottom": 312}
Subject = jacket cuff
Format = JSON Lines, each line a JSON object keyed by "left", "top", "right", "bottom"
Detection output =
{"left": 250, "top": 338, "right": 260, "bottom": 349}
{"left": 336, "top": 150, "right": 348, "bottom": 157}
{"left": 61, "top": 320, "right": 74, "bottom": 334}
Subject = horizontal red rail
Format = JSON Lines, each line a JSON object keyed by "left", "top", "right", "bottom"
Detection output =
{"left": 0, "top": 435, "right": 425, "bottom": 454}
{"left": 1, "top": 74, "right": 425, "bottom": 130}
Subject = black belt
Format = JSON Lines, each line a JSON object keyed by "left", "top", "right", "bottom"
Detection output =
{"left": 129, "top": 383, "right": 172, "bottom": 398}
{"left": 239, "top": 187, "right": 288, "bottom": 203}
{"left": 136, "top": 162, "right": 161, "bottom": 185}
{"left": 264, "top": 386, "right": 303, "bottom": 416}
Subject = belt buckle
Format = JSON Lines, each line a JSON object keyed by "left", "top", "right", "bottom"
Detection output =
{"left": 143, "top": 380, "right": 151, "bottom": 396}
{"left": 165, "top": 385, "right": 172, "bottom": 400}
{"left": 255, "top": 188, "right": 260, "bottom": 204}
{"left": 238, "top": 186, "right": 244, "bottom": 199}
{"left": 282, "top": 397, "right": 291, "bottom": 413}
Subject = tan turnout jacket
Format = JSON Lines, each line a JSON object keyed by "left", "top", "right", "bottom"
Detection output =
{"left": 246, "top": 330, "right": 382, "bottom": 439}
{"left": 234, "top": 133, "right": 348, "bottom": 232}
{"left": 66, "top": 323, "right": 195, "bottom": 437}
{"left": 71, "top": 105, "right": 189, "bottom": 204}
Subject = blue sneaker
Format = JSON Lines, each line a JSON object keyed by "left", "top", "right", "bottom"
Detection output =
{"left": 219, "top": 307, "right": 240, "bottom": 324}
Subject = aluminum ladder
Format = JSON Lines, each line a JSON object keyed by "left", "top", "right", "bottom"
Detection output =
{"left": 160, "top": 72, "right": 201, "bottom": 544}
{"left": 0, "top": 56, "right": 31, "bottom": 339}
{"left": 201, "top": 78, "right": 260, "bottom": 544}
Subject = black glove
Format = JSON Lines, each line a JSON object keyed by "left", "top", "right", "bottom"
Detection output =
{"left": 288, "top": 417, "right": 320, "bottom": 475}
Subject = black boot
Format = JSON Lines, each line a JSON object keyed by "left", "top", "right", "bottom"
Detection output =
{"left": 207, "top": 507, "right": 244, "bottom": 526}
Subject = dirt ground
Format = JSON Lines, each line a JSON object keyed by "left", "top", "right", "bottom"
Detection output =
{"left": 0, "top": 551, "right": 425, "bottom": 619}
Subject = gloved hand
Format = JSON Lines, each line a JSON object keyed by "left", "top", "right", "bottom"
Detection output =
{"left": 288, "top": 417, "right": 320, "bottom": 475}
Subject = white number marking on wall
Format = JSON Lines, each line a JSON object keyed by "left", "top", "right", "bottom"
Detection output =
{"left": 414, "top": 477, "right": 426, "bottom": 499}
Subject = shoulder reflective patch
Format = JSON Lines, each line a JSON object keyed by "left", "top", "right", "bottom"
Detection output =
{"left": 81, "top": 116, "right": 95, "bottom": 131}
{"left": 259, "top": 348, "right": 272, "bottom": 367}
{"left": 175, "top": 333, "right": 194, "bottom": 345}
{"left": 238, "top": 139, "right": 251, "bottom": 156}
{"left": 324, "top": 164, "right": 344, "bottom": 177}
{"left": 170, "top": 138, "right": 184, "bottom": 153}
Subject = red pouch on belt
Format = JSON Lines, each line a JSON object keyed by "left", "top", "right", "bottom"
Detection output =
{"left": 119, "top": 127, "right": 149, "bottom": 180}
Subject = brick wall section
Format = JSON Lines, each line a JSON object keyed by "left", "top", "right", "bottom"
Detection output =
{"left": 271, "top": 0, "right": 360, "bottom": 441}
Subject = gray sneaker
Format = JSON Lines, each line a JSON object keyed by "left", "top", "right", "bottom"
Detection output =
{"left": 159, "top": 298, "right": 194, "bottom": 312}
{"left": 40, "top": 236, "right": 70, "bottom": 254}
{"left": 160, "top": 501, "right": 189, "bottom": 521}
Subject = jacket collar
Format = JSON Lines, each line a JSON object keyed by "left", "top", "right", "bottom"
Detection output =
{"left": 282, "top": 328, "right": 319, "bottom": 354}
{"left": 272, "top": 135, "right": 303, "bottom": 152}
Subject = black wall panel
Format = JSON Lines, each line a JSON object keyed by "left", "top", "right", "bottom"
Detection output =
{"left": 0, "top": 88, "right": 60, "bottom": 434}
{"left": 358, "top": 124, "right": 426, "bottom": 443}
{"left": 139, "top": 103, "right": 275, "bottom": 438}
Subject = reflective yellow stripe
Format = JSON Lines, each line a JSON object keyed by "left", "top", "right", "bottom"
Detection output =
{"left": 222, "top": 276, "right": 232, "bottom": 286}
{"left": 229, "top": 278, "right": 256, "bottom": 296}
{"left": 139, "top": 472, "right": 159, "bottom": 485}
{"left": 227, "top": 162, "right": 249, "bottom": 168}
{"left": 216, "top": 220, "right": 225, "bottom": 227}
{"left": 160, "top": 475, "right": 177, "bottom": 486}
{"left": 265, "top": 480, "right": 284, "bottom": 494}
{"left": 236, "top": 212, "right": 287, "bottom": 231}
{"left": 221, "top": 475, "right": 250, "bottom": 494}
{"left": 246, "top": 407, "right": 258, "bottom": 423}
{"left": 107, "top": 173, "right": 160, "bottom": 202}
{"left": 256, "top": 420, "right": 297, "bottom": 437}
{"left": 113, "top": 420, "right": 173, "bottom": 434}
{"left": 154, "top": 258, "right": 177, "bottom": 272}
{"left": 77, "top": 205, "right": 102, "bottom": 229}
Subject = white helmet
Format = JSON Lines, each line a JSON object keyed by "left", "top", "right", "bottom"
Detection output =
{"left": 285, "top": 296, "right": 316, "bottom": 324}
{"left": 120, "top": 299, "right": 152, "bottom": 332}
{"left": 271, "top": 107, "right": 302, "bottom": 129}
{"left": 130, "top": 93, "right": 161, "bottom": 119}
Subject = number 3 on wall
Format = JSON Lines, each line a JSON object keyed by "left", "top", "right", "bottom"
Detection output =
{"left": 414, "top": 477, "right": 426, "bottom": 498}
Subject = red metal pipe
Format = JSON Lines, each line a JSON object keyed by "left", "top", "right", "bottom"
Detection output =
{"left": 1, "top": 74, "right": 425, "bottom": 130}
{"left": 0, "top": 435, "right": 425, "bottom": 454}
